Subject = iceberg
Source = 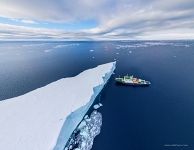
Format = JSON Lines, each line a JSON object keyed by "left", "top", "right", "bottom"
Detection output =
{"left": 0, "top": 62, "right": 116, "bottom": 150}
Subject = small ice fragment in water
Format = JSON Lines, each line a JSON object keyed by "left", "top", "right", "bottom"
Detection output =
{"left": 116, "top": 52, "right": 119, "bottom": 55}
{"left": 84, "top": 115, "right": 89, "bottom": 119}
{"left": 65, "top": 110, "right": 102, "bottom": 150}
{"left": 129, "top": 51, "right": 132, "bottom": 53}
{"left": 44, "top": 49, "right": 52, "bottom": 53}
{"left": 93, "top": 103, "right": 103, "bottom": 109}
{"left": 93, "top": 104, "right": 100, "bottom": 109}
{"left": 78, "top": 120, "right": 87, "bottom": 129}
{"left": 90, "top": 49, "right": 94, "bottom": 52}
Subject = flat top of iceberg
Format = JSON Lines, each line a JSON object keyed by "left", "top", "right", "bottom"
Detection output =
{"left": 0, "top": 62, "right": 115, "bottom": 150}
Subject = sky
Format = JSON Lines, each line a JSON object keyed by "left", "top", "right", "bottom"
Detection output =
{"left": 0, "top": 0, "right": 194, "bottom": 40}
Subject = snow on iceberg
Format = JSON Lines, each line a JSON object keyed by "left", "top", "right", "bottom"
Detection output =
{"left": 0, "top": 62, "right": 116, "bottom": 150}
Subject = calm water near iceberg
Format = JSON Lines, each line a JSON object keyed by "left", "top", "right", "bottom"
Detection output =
{"left": 0, "top": 41, "right": 194, "bottom": 150}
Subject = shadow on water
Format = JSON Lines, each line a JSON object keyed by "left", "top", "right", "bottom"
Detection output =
{"left": 115, "top": 82, "right": 150, "bottom": 87}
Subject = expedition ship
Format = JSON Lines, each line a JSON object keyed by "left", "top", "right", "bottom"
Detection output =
{"left": 115, "top": 75, "right": 151, "bottom": 86}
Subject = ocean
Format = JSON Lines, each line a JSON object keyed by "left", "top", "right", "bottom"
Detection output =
{"left": 0, "top": 41, "right": 194, "bottom": 150}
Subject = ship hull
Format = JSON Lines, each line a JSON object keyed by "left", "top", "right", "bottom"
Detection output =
{"left": 115, "top": 81, "right": 150, "bottom": 86}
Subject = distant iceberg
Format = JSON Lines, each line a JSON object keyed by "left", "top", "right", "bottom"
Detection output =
{"left": 0, "top": 62, "right": 116, "bottom": 150}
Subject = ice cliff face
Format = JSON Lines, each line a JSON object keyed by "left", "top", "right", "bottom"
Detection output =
{"left": 54, "top": 62, "right": 116, "bottom": 150}
{"left": 0, "top": 62, "right": 116, "bottom": 150}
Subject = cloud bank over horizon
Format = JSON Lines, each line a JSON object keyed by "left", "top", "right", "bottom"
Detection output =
{"left": 0, "top": 0, "right": 194, "bottom": 40}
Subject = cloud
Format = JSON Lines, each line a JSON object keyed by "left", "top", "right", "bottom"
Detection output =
{"left": 0, "top": 0, "right": 194, "bottom": 40}
{"left": 20, "top": 19, "right": 37, "bottom": 24}
{"left": 0, "top": 23, "right": 95, "bottom": 40}
{"left": 0, "top": 22, "right": 194, "bottom": 40}
{"left": 0, "top": 0, "right": 113, "bottom": 22}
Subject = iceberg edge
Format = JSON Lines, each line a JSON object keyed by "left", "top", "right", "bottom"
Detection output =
{"left": 54, "top": 62, "right": 116, "bottom": 150}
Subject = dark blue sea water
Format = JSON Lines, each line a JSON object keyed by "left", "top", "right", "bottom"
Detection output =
{"left": 0, "top": 41, "right": 194, "bottom": 150}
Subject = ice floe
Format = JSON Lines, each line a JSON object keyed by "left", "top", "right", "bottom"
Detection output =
{"left": 54, "top": 44, "right": 79, "bottom": 48}
{"left": 93, "top": 103, "right": 103, "bottom": 109}
{"left": 115, "top": 41, "right": 192, "bottom": 49}
{"left": 65, "top": 110, "right": 102, "bottom": 150}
